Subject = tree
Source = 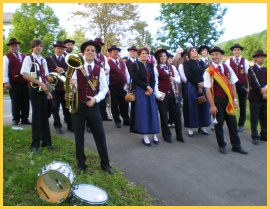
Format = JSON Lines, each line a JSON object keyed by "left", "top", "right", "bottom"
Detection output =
{"left": 5, "top": 3, "right": 67, "bottom": 56}
{"left": 68, "top": 28, "right": 89, "bottom": 53}
{"left": 155, "top": 3, "right": 227, "bottom": 52}
{"left": 72, "top": 3, "right": 149, "bottom": 54}
{"left": 240, "top": 36, "right": 262, "bottom": 61}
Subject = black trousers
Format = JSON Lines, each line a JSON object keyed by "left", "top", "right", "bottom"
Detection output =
{"left": 99, "top": 94, "right": 110, "bottom": 119}
{"left": 249, "top": 100, "right": 267, "bottom": 141}
{"left": 72, "top": 103, "right": 110, "bottom": 169}
{"left": 236, "top": 82, "right": 248, "bottom": 127}
{"left": 109, "top": 87, "right": 129, "bottom": 124}
{"left": 9, "top": 82, "right": 30, "bottom": 122}
{"left": 156, "top": 94, "right": 183, "bottom": 141}
{"left": 29, "top": 88, "right": 52, "bottom": 148}
{"left": 51, "top": 90, "right": 72, "bottom": 129}
{"left": 214, "top": 97, "right": 241, "bottom": 149}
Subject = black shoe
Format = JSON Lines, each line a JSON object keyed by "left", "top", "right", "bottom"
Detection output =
{"left": 76, "top": 166, "right": 86, "bottom": 175}
{"left": 219, "top": 147, "right": 227, "bottom": 154}
{"left": 164, "top": 139, "right": 173, "bottom": 143}
{"left": 103, "top": 118, "right": 113, "bottom": 121}
{"left": 123, "top": 121, "right": 130, "bottom": 126}
{"left": 198, "top": 128, "right": 209, "bottom": 135}
{"left": 237, "top": 126, "right": 244, "bottom": 132}
{"left": 31, "top": 147, "right": 40, "bottom": 154}
{"left": 21, "top": 119, "right": 31, "bottom": 125}
{"left": 177, "top": 137, "right": 185, "bottom": 143}
{"left": 152, "top": 138, "right": 159, "bottom": 145}
{"left": 12, "top": 120, "right": 19, "bottom": 125}
{"left": 86, "top": 126, "right": 92, "bottom": 133}
{"left": 115, "top": 123, "right": 122, "bottom": 128}
{"left": 232, "top": 147, "right": 248, "bottom": 154}
{"left": 252, "top": 139, "right": 260, "bottom": 145}
{"left": 101, "top": 165, "right": 115, "bottom": 175}
{"left": 56, "top": 128, "right": 62, "bottom": 134}
{"left": 142, "top": 138, "right": 151, "bottom": 147}
{"left": 48, "top": 145, "right": 57, "bottom": 151}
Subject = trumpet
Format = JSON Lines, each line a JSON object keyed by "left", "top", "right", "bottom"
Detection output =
{"left": 29, "top": 62, "right": 43, "bottom": 92}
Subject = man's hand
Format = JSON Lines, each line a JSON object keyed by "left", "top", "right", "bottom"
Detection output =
{"left": 85, "top": 96, "right": 96, "bottom": 107}
{"left": 210, "top": 105, "right": 218, "bottom": 115}
{"left": 233, "top": 99, "right": 239, "bottom": 109}
{"left": 4, "top": 83, "right": 11, "bottom": 89}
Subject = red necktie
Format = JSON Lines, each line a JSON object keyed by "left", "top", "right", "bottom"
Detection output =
{"left": 58, "top": 56, "right": 61, "bottom": 62}
{"left": 88, "top": 65, "right": 92, "bottom": 78}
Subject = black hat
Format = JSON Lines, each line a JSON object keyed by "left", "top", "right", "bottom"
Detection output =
{"left": 108, "top": 45, "right": 121, "bottom": 52}
{"left": 167, "top": 53, "right": 174, "bottom": 58}
{"left": 209, "top": 46, "right": 224, "bottom": 55}
{"left": 80, "top": 41, "right": 101, "bottom": 54}
{"left": 230, "top": 43, "right": 244, "bottom": 51}
{"left": 198, "top": 45, "right": 210, "bottom": 54}
{"left": 252, "top": 50, "right": 267, "bottom": 58}
{"left": 180, "top": 49, "right": 188, "bottom": 57}
{"left": 94, "top": 38, "right": 104, "bottom": 46}
{"left": 127, "top": 46, "right": 137, "bottom": 51}
{"left": 64, "top": 39, "right": 75, "bottom": 44}
{"left": 123, "top": 56, "right": 128, "bottom": 60}
{"left": 7, "top": 38, "right": 21, "bottom": 46}
{"left": 154, "top": 48, "right": 168, "bottom": 60}
{"left": 52, "top": 41, "right": 67, "bottom": 48}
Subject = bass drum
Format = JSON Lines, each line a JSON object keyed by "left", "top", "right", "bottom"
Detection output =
{"left": 36, "top": 161, "right": 75, "bottom": 203}
{"left": 71, "top": 184, "right": 108, "bottom": 205}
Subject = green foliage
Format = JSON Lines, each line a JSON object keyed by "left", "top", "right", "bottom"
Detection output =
{"left": 72, "top": 3, "right": 149, "bottom": 54}
{"left": 3, "top": 126, "right": 153, "bottom": 206}
{"left": 156, "top": 3, "right": 227, "bottom": 51}
{"left": 4, "top": 3, "right": 67, "bottom": 56}
{"left": 240, "top": 36, "right": 262, "bottom": 61}
{"left": 67, "top": 28, "right": 89, "bottom": 53}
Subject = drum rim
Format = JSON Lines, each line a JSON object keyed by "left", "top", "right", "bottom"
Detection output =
{"left": 72, "top": 184, "right": 108, "bottom": 204}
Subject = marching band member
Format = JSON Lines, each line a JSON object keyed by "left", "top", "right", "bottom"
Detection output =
{"left": 63, "top": 39, "right": 75, "bottom": 56}
{"left": 225, "top": 44, "right": 250, "bottom": 132}
{"left": 125, "top": 45, "right": 139, "bottom": 73}
{"left": 20, "top": 39, "right": 55, "bottom": 154}
{"left": 154, "top": 49, "right": 185, "bottom": 143}
{"left": 198, "top": 45, "right": 211, "bottom": 68}
{"left": 45, "top": 41, "right": 73, "bottom": 134}
{"left": 248, "top": 50, "right": 267, "bottom": 145}
{"left": 71, "top": 40, "right": 114, "bottom": 175}
{"left": 183, "top": 47, "right": 211, "bottom": 137}
{"left": 108, "top": 45, "right": 130, "bottom": 128}
{"left": 130, "top": 47, "right": 160, "bottom": 146}
{"left": 3, "top": 38, "right": 31, "bottom": 125}
{"left": 204, "top": 46, "right": 248, "bottom": 155}
{"left": 93, "top": 37, "right": 112, "bottom": 122}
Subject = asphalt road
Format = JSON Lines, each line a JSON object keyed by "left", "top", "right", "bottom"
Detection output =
{"left": 3, "top": 98, "right": 267, "bottom": 206}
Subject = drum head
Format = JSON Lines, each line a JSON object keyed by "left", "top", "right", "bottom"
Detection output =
{"left": 36, "top": 170, "right": 71, "bottom": 203}
{"left": 73, "top": 184, "right": 108, "bottom": 205}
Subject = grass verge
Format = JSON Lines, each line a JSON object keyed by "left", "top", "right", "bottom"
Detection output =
{"left": 3, "top": 126, "right": 154, "bottom": 206}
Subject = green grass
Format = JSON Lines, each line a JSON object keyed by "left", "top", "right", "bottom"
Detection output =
{"left": 3, "top": 126, "right": 154, "bottom": 206}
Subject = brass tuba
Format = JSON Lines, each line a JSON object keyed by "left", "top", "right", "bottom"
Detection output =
{"left": 64, "top": 54, "right": 82, "bottom": 114}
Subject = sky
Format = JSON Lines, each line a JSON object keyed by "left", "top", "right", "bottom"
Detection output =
{"left": 3, "top": 3, "right": 267, "bottom": 46}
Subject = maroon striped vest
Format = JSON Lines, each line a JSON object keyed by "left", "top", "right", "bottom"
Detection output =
{"left": 157, "top": 65, "right": 175, "bottom": 93}
{"left": 6, "top": 52, "right": 26, "bottom": 83}
{"left": 77, "top": 64, "right": 100, "bottom": 103}
{"left": 229, "top": 57, "right": 247, "bottom": 84}
{"left": 94, "top": 53, "right": 106, "bottom": 69}
{"left": 108, "top": 59, "right": 127, "bottom": 89}
{"left": 146, "top": 55, "right": 155, "bottom": 65}
{"left": 213, "top": 64, "right": 231, "bottom": 99}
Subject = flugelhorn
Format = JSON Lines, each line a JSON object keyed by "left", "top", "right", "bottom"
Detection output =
{"left": 29, "top": 62, "right": 43, "bottom": 92}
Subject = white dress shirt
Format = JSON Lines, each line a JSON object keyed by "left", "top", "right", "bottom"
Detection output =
{"left": 203, "top": 63, "right": 238, "bottom": 88}
{"left": 3, "top": 52, "right": 23, "bottom": 83}
{"left": 71, "top": 60, "right": 108, "bottom": 103}
{"left": 20, "top": 53, "right": 49, "bottom": 76}
{"left": 178, "top": 64, "right": 187, "bottom": 83}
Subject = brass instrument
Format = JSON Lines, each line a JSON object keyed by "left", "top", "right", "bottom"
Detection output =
{"left": 29, "top": 62, "right": 43, "bottom": 92}
{"left": 64, "top": 54, "right": 97, "bottom": 114}
{"left": 49, "top": 72, "right": 66, "bottom": 86}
